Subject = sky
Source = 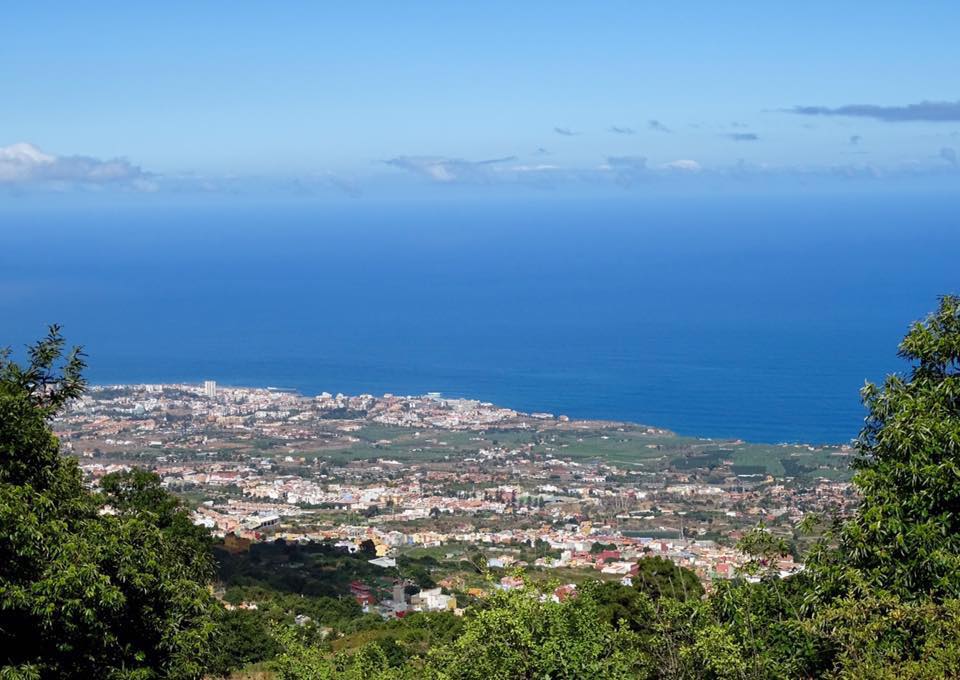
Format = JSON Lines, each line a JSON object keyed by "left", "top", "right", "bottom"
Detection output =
{"left": 2, "top": 2, "right": 959, "bottom": 201}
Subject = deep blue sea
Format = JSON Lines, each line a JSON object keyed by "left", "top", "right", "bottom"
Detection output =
{"left": 2, "top": 194, "right": 958, "bottom": 444}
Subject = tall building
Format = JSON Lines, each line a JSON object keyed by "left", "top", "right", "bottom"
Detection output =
{"left": 203, "top": 380, "right": 217, "bottom": 398}
{"left": 393, "top": 582, "right": 406, "bottom": 605}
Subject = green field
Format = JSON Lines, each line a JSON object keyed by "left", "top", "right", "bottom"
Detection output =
{"left": 275, "top": 420, "right": 851, "bottom": 481}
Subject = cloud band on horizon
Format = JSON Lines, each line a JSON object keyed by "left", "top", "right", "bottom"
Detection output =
{"left": 787, "top": 100, "right": 960, "bottom": 122}
{"left": 0, "top": 142, "right": 151, "bottom": 189}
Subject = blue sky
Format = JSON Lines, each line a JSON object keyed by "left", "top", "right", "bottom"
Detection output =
{"left": 2, "top": 2, "right": 959, "bottom": 199}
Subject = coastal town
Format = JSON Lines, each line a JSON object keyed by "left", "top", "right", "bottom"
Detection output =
{"left": 53, "top": 381, "right": 858, "bottom": 615}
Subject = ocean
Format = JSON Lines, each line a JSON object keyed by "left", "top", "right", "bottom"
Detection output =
{"left": 2, "top": 193, "right": 957, "bottom": 444}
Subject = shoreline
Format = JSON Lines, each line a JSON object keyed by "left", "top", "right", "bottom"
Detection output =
{"left": 84, "top": 380, "right": 852, "bottom": 451}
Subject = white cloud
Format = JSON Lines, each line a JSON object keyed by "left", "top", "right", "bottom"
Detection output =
{"left": 0, "top": 142, "right": 149, "bottom": 187}
{"left": 509, "top": 164, "right": 560, "bottom": 172}
{"left": 384, "top": 155, "right": 517, "bottom": 183}
{"left": 662, "top": 159, "right": 702, "bottom": 172}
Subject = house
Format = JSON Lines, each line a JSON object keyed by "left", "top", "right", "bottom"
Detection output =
{"left": 410, "top": 587, "right": 456, "bottom": 611}
{"left": 715, "top": 562, "right": 734, "bottom": 578}
{"left": 600, "top": 561, "right": 635, "bottom": 575}
{"left": 350, "top": 581, "right": 377, "bottom": 606}
{"left": 368, "top": 556, "right": 397, "bottom": 568}
{"left": 498, "top": 576, "right": 525, "bottom": 591}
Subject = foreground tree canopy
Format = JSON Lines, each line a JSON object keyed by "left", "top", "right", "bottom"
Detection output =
{"left": 2, "top": 296, "right": 959, "bottom": 679}
{"left": 0, "top": 328, "right": 219, "bottom": 679}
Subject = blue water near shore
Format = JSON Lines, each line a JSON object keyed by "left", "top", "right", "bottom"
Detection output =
{"left": 2, "top": 194, "right": 958, "bottom": 444}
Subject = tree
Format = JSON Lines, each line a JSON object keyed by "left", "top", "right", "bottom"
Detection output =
{"left": 589, "top": 541, "right": 616, "bottom": 554}
{"left": 811, "top": 295, "right": 960, "bottom": 602}
{"left": 272, "top": 628, "right": 409, "bottom": 680}
{"left": 99, "top": 468, "right": 214, "bottom": 583}
{"left": 422, "top": 583, "right": 648, "bottom": 679}
{"left": 591, "top": 580, "right": 656, "bottom": 633}
{"left": 696, "top": 296, "right": 960, "bottom": 678}
{"left": 633, "top": 556, "right": 704, "bottom": 602}
{"left": 207, "top": 609, "right": 280, "bottom": 675}
{"left": 0, "top": 328, "right": 219, "bottom": 679}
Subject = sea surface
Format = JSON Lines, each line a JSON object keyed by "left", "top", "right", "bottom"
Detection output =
{"left": 2, "top": 194, "right": 958, "bottom": 444}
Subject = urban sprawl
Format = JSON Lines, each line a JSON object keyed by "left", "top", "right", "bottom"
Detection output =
{"left": 53, "top": 382, "right": 857, "bottom": 617}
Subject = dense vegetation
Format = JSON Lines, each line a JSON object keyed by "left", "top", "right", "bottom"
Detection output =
{"left": 0, "top": 328, "right": 219, "bottom": 678}
{"left": 2, "top": 296, "right": 959, "bottom": 678}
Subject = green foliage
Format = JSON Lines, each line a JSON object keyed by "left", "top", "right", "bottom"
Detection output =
{"left": 589, "top": 541, "right": 616, "bottom": 554}
{"left": 220, "top": 585, "right": 363, "bottom": 631}
{"left": 0, "top": 329, "right": 219, "bottom": 679}
{"left": 679, "top": 623, "right": 749, "bottom": 679}
{"left": 215, "top": 538, "right": 401, "bottom": 600}
{"left": 324, "top": 610, "right": 465, "bottom": 672}
{"left": 396, "top": 554, "right": 437, "bottom": 589}
{"left": 272, "top": 626, "right": 416, "bottom": 680}
{"left": 633, "top": 556, "right": 705, "bottom": 602}
{"left": 735, "top": 524, "right": 791, "bottom": 578}
{"left": 424, "top": 584, "right": 646, "bottom": 679}
{"left": 0, "top": 326, "right": 85, "bottom": 492}
{"left": 591, "top": 580, "right": 656, "bottom": 632}
{"left": 271, "top": 625, "right": 339, "bottom": 680}
{"left": 810, "top": 295, "right": 960, "bottom": 602}
{"left": 99, "top": 469, "right": 215, "bottom": 584}
{"left": 272, "top": 584, "right": 647, "bottom": 679}
{"left": 812, "top": 594, "right": 960, "bottom": 679}
{"left": 207, "top": 609, "right": 280, "bottom": 676}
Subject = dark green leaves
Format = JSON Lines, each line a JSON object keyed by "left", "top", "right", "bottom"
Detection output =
{"left": 1, "top": 330, "right": 218, "bottom": 679}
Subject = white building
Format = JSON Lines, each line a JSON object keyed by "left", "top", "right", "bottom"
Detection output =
{"left": 204, "top": 380, "right": 217, "bottom": 398}
{"left": 410, "top": 587, "right": 455, "bottom": 612}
